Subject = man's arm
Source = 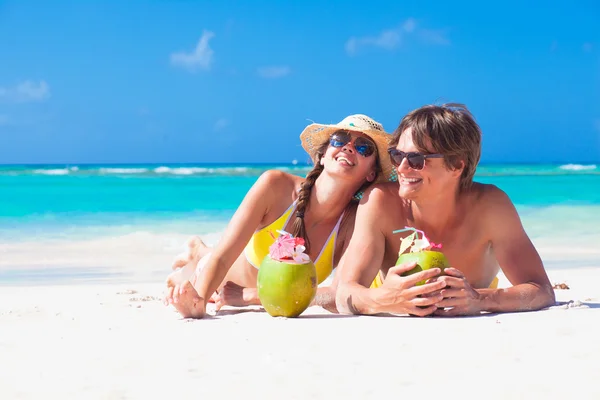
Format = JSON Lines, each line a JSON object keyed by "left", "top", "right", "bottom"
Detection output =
{"left": 335, "top": 186, "right": 445, "bottom": 316}
{"left": 478, "top": 186, "right": 555, "bottom": 312}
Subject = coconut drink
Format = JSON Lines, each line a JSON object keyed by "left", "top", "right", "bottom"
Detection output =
{"left": 394, "top": 226, "right": 449, "bottom": 285}
{"left": 257, "top": 230, "right": 317, "bottom": 318}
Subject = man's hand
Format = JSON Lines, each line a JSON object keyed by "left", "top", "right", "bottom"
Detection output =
{"left": 376, "top": 262, "right": 447, "bottom": 317}
{"left": 434, "top": 268, "right": 483, "bottom": 316}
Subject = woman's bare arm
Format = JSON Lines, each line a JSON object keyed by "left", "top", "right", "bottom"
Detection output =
{"left": 194, "top": 170, "right": 296, "bottom": 301}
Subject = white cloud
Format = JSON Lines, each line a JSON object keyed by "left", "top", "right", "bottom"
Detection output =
{"left": 345, "top": 18, "right": 450, "bottom": 56}
{"left": 402, "top": 18, "right": 417, "bottom": 33}
{"left": 418, "top": 28, "right": 451, "bottom": 45}
{"left": 346, "top": 29, "right": 402, "bottom": 55}
{"left": 0, "top": 80, "right": 50, "bottom": 103}
{"left": 170, "top": 30, "right": 215, "bottom": 72}
{"left": 214, "top": 118, "right": 229, "bottom": 131}
{"left": 257, "top": 66, "right": 291, "bottom": 79}
{"left": 583, "top": 42, "right": 593, "bottom": 52}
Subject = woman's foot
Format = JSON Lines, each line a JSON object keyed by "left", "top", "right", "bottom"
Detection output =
{"left": 171, "top": 236, "right": 210, "bottom": 270}
{"left": 166, "top": 236, "right": 211, "bottom": 286}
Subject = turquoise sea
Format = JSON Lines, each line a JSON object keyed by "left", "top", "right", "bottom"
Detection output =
{"left": 1, "top": 163, "right": 599, "bottom": 284}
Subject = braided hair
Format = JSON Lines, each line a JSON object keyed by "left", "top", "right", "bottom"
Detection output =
{"left": 288, "top": 141, "right": 329, "bottom": 253}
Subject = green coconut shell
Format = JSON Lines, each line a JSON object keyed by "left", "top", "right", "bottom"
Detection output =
{"left": 397, "top": 250, "right": 450, "bottom": 285}
{"left": 257, "top": 255, "right": 317, "bottom": 318}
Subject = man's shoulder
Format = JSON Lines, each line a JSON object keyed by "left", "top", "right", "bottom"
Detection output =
{"left": 361, "top": 182, "right": 399, "bottom": 204}
{"left": 356, "top": 182, "right": 402, "bottom": 222}
{"left": 353, "top": 183, "right": 404, "bottom": 239}
{"left": 471, "top": 182, "right": 513, "bottom": 207}
{"left": 467, "top": 182, "right": 517, "bottom": 221}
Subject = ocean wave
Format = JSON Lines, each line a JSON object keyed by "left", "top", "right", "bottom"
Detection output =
{"left": 476, "top": 164, "right": 600, "bottom": 176}
{"left": 32, "top": 168, "right": 70, "bottom": 175}
{"left": 3, "top": 163, "right": 599, "bottom": 178}
{"left": 154, "top": 166, "right": 216, "bottom": 175}
{"left": 559, "top": 164, "right": 597, "bottom": 171}
{"left": 0, "top": 165, "right": 310, "bottom": 177}
{"left": 99, "top": 168, "right": 149, "bottom": 174}
{"left": 147, "top": 166, "right": 310, "bottom": 176}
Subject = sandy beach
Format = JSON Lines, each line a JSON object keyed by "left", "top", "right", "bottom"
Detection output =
{"left": 1, "top": 263, "right": 599, "bottom": 400}
{"left": 2, "top": 1, "right": 598, "bottom": 398}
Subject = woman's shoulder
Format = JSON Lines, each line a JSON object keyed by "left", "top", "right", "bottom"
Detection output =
{"left": 255, "top": 169, "right": 302, "bottom": 193}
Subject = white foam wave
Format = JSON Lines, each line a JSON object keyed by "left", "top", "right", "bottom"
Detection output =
{"left": 153, "top": 167, "right": 210, "bottom": 175}
{"left": 153, "top": 166, "right": 171, "bottom": 174}
{"left": 559, "top": 164, "right": 597, "bottom": 171}
{"left": 170, "top": 168, "right": 206, "bottom": 175}
{"left": 99, "top": 168, "right": 149, "bottom": 174}
{"left": 33, "top": 169, "right": 69, "bottom": 175}
{"left": 153, "top": 166, "right": 248, "bottom": 175}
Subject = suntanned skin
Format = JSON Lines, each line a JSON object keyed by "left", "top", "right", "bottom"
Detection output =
{"left": 335, "top": 128, "right": 556, "bottom": 317}
{"left": 169, "top": 205, "right": 356, "bottom": 313}
{"left": 164, "top": 132, "right": 377, "bottom": 318}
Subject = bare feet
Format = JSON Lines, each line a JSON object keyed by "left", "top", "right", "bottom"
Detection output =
{"left": 166, "top": 236, "right": 211, "bottom": 287}
{"left": 171, "top": 236, "right": 210, "bottom": 270}
{"left": 213, "top": 281, "right": 261, "bottom": 311}
{"left": 164, "top": 281, "right": 206, "bottom": 319}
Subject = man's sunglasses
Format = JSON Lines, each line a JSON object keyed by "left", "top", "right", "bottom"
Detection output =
{"left": 387, "top": 148, "right": 444, "bottom": 170}
{"left": 329, "top": 131, "right": 376, "bottom": 158}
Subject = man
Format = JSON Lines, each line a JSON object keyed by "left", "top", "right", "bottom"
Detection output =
{"left": 335, "top": 103, "right": 556, "bottom": 317}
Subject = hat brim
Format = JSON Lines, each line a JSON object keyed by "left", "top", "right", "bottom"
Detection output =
{"left": 299, "top": 123, "right": 397, "bottom": 184}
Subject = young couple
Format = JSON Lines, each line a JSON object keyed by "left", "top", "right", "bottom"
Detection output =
{"left": 164, "top": 104, "right": 555, "bottom": 319}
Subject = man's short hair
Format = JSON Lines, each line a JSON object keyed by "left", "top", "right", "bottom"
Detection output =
{"left": 390, "top": 103, "right": 482, "bottom": 190}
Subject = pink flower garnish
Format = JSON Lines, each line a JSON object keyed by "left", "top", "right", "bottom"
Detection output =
{"left": 268, "top": 230, "right": 311, "bottom": 263}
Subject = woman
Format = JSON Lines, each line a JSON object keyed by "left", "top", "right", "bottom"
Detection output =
{"left": 165, "top": 114, "right": 396, "bottom": 319}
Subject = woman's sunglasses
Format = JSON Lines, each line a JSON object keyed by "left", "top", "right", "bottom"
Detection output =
{"left": 387, "top": 148, "right": 444, "bottom": 170}
{"left": 329, "top": 131, "right": 376, "bottom": 158}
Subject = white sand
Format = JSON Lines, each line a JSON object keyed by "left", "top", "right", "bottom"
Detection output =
{"left": 1, "top": 266, "right": 599, "bottom": 400}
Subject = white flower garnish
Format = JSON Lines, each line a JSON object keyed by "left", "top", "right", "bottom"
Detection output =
{"left": 291, "top": 245, "right": 310, "bottom": 263}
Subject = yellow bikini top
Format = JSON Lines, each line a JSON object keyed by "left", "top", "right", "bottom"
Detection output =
{"left": 244, "top": 200, "right": 344, "bottom": 284}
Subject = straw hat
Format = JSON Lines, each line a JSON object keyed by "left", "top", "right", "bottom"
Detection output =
{"left": 299, "top": 114, "right": 398, "bottom": 184}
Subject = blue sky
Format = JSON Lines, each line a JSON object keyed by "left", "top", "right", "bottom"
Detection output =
{"left": 0, "top": 0, "right": 598, "bottom": 164}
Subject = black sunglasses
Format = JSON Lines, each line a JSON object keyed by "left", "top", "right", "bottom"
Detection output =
{"left": 387, "top": 149, "right": 444, "bottom": 170}
{"left": 329, "top": 131, "right": 376, "bottom": 158}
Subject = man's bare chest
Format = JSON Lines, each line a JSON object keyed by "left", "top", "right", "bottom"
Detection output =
{"left": 386, "top": 225, "right": 499, "bottom": 288}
